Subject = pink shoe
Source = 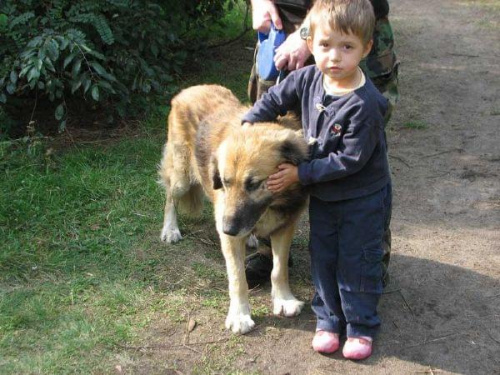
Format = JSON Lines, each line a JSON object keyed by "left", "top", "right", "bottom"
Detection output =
{"left": 312, "top": 330, "right": 340, "bottom": 354}
{"left": 342, "top": 336, "right": 373, "bottom": 360}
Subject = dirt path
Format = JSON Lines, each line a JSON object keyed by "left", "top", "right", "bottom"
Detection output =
{"left": 133, "top": 1, "right": 499, "bottom": 374}
{"left": 241, "top": 0, "right": 500, "bottom": 373}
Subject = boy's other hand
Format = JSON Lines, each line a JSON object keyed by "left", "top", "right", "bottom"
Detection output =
{"left": 251, "top": 0, "right": 283, "bottom": 33}
{"left": 267, "top": 163, "right": 299, "bottom": 192}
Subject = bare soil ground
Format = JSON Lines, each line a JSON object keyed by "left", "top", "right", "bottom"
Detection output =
{"left": 127, "top": 0, "right": 500, "bottom": 374}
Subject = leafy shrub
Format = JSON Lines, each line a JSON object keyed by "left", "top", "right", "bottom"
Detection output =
{"left": 0, "top": 0, "right": 237, "bottom": 134}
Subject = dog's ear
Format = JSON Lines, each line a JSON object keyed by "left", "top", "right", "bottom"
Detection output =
{"left": 280, "top": 139, "right": 306, "bottom": 165}
{"left": 210, "top": 154, "right": 223, "bottom": 190}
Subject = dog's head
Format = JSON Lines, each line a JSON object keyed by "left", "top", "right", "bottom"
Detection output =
{"left": 210, "top": 125, "right": 308, "bottom": 237}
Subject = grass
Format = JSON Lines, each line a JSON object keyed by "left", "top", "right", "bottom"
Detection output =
{"left": 0, "top": 3, "right": 259, "bottom": 374}
{"left": 402, "top": 120, "right": 428, "bottom": 130}
{"left": 1, "top": 134, "right": 170, "bottom": 373}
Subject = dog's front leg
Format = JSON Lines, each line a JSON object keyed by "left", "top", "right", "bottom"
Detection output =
{"left": 219, "top": 234, "right": 255, "bottom": 334}
{"left": 214, "top": 203, "right": 254, "bottom": 334}
{"left": 270, "top": 223, "right": 304, "bottom": 317}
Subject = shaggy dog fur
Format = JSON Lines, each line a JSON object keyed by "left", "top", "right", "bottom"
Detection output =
{"left": 159, "top": 85, "right": 308, "bottom": 333}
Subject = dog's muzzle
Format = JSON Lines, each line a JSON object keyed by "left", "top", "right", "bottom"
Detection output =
{"left": 221, "top": 196, "right": 272, "bottom": 237}
{"left": 222, "top": 216, "right": 249, "bottom": 237}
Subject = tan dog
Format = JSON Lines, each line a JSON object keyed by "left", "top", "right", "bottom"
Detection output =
{"left": 159, "top": 85, "right": 308, "bottom": 334}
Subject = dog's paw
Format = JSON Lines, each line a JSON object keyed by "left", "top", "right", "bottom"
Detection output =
{"left": 225, "top": 312, "right": 255, "bottom": 334}
{"left": 246, "top": 234, "right": 259, "bottom": 248}
{"left": 273, "top": 298, "right": 304, "bottom": 317}
{"left": 160, "top": 226, "right": 182, "bottom": 243}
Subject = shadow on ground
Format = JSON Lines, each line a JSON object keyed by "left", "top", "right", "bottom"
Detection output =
{"left": 128, "top": 247, "right": 499, "bottom": 375}
{"left": 231, "top": 252, "right": 500, "bottom": 375}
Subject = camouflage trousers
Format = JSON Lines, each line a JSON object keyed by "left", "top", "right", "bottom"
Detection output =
{"left": 247, "top": 17, "right": 399, "bottom": 287}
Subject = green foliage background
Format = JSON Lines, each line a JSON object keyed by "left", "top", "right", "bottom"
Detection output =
{"left": 0, "top": 0, "right": 239, "bottom": 134}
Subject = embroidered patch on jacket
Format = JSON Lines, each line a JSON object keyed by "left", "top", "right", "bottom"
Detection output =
{"left": 331, "top": 123, "right": 342, "bottom": 135}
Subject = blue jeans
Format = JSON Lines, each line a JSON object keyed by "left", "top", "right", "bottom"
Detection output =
{"left": 309, "top": 184, "right": 392, "bottom": 338}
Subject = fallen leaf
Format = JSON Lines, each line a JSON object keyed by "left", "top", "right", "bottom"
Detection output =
{"left": 187, "top": 318, "right": 196, "bottom": 332}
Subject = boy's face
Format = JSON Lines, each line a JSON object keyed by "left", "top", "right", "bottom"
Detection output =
{"left": 307, "top": 23, "right": 373, "bottom": 89}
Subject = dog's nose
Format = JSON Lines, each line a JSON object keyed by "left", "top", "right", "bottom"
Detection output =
{"left": 222, "top": 218, "right": 241, "bottom": 236}
{"left": 222, "top": 224, "right": 239, "bottom": 236}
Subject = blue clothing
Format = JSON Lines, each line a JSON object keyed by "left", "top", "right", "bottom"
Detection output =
{"left": 243, "top": 64, "right": 392, "bottom": 338}
{"left": 310, "top": 184, "right": 392, "bottom": 337}
{"left": 242, "top": 65, "right": 391, "bottom": 202}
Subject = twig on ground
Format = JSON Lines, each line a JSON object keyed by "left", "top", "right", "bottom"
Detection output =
{"left": 249, "top": 285, "right": 263, "bottom": 293}
{"left": 182, "top": 343, "right": 202, "bottom": 354}
{"left": 133, "top": 212, "right": 149, "bottom": 217}
{"left": 449, "top": 53, "right": 479, "bottom": 58}
{"left": 183, "top": 230, "right": 204, "bottom": 238}
{"left": 485, "top": 330, "right": 500, "bottom": 345}
{"left": 403, "top": 331, "right": 467, "bottom": 349}
{"left": 389, "top": 154, "right": 411, "bottom": 168}
{"left": 398, "top": 289, "right": 415, "bottom": 317}
{"left": 392, "top": 320, "right": 403, "bottom": 338}
{"left": 212, "top": 287, "right": 227, "bottom": 293}
{"left": 383, "top": 288, "right": 401, "bottom": 295}
{"left": 481, "top": 321, "right": 500, "bottom": 345}
{"left": 117, "top": 337, "right": 230, "bottom": 351}
{"left": 421, "top": 148, "right": 462, "bottom": 159}
{"left": 198, "top": 237, "right": 217, "bottom": 246}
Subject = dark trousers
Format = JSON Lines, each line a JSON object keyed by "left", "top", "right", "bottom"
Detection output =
{"left": 309, "top": 184, "right": 392, "bottom": 338}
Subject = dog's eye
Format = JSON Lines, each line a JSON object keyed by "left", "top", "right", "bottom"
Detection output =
{"left": 245, "top": 179, "right": 262, "bottom": 192}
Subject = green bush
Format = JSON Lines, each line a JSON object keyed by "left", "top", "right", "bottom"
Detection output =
{"left": 0, "top": 0, "right": 237, "bottom": 134}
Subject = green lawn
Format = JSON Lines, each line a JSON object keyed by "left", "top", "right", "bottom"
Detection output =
{"left": 0, "top": 4, "right": 262, "bottom": 374}
{"left": 1, "top": 134, "right": 172, "bottom": 372}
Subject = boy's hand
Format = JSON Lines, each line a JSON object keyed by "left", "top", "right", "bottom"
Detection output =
{"left": 267, "top": 163, "right": 299, "bottom": 192}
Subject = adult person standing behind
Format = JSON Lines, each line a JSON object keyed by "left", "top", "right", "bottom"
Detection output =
{"left": 246, "top": 0, "right": 399, "bottom": 287}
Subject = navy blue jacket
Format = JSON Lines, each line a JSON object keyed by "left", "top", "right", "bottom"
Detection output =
{"left": 242, "top": 65, "right": 390, "bottom": 202}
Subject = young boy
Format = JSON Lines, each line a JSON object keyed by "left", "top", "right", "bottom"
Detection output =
{"left": 242, "top": 0, "right": 391, "bottom": 360}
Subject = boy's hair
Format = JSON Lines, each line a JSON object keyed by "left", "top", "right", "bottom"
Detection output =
{"left": 308, "top": 0, "right": 375, "bottom": 45}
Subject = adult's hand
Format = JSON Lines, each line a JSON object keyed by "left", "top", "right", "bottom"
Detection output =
{"left": 250, "top": 0, "right": 283, "bottom": 33}
{"left": 274, "top": 29, "right": 312, "bottom": 71}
